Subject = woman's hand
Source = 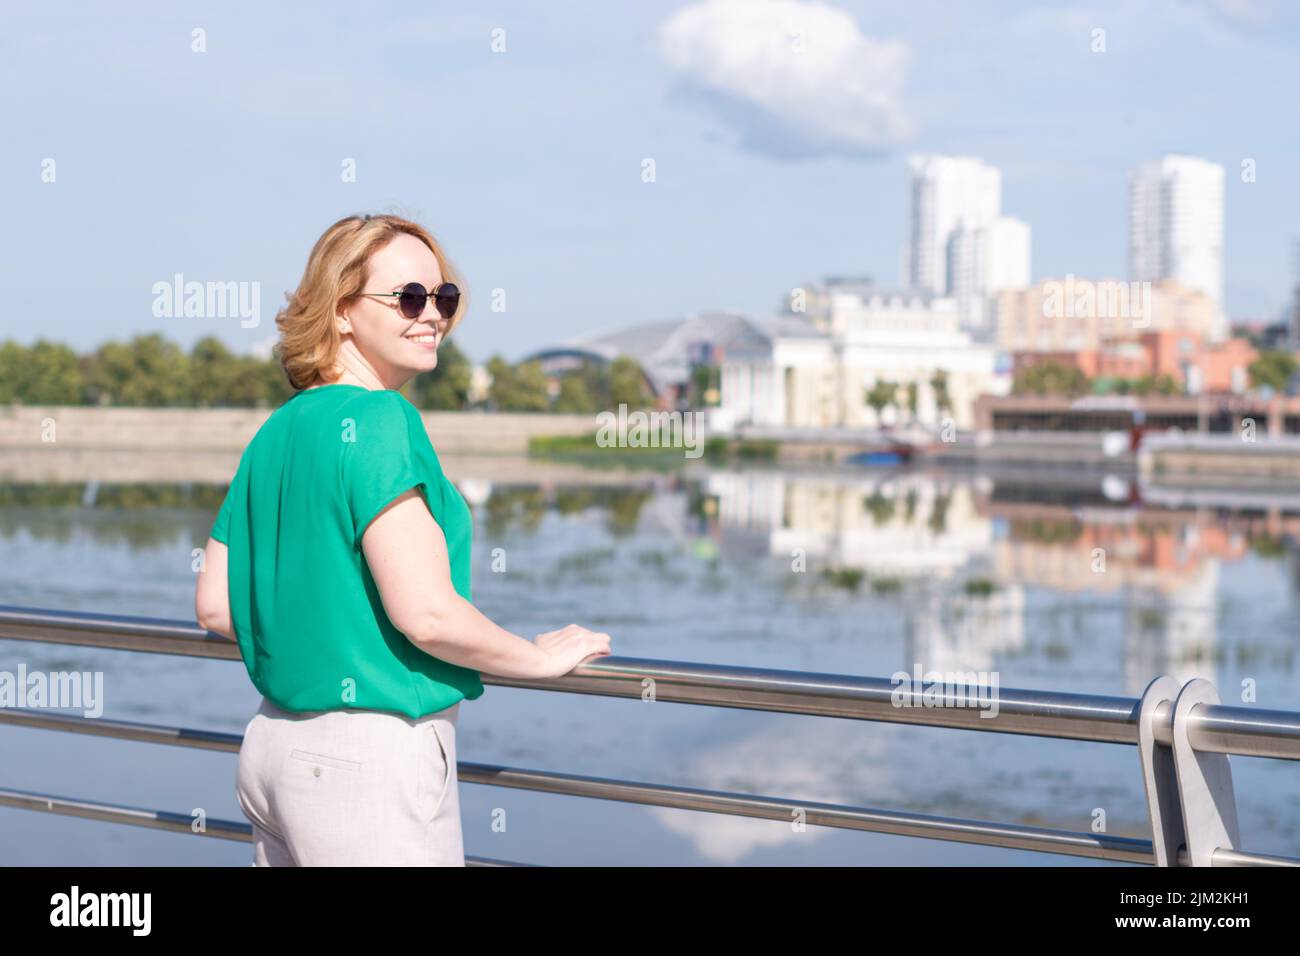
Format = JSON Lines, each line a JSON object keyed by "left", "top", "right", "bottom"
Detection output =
{"left": 530, "top": 624, "right": 613, "bottom": 679}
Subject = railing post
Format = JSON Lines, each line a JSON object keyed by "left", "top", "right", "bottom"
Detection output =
{"left": 1137, "top": 676, "right": 1184, "bottom": 866}
{"left": 1171, "top": 678, "right": 1242, "bottom": 866}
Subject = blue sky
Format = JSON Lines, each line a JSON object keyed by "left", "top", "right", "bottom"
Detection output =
{"left": 3, "top": 0, "right": 1300, "bottom": 363}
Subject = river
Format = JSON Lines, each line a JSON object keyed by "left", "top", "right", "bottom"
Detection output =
{"left": 1, "top": 459, "right": 1297, "bottom": 865}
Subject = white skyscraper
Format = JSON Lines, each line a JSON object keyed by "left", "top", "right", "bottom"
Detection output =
{"left": 948, "top": 216, "right": 1031, "bottom": 338}
{"left": 907, "top": 156, "right": 1030, "bottom": 338}
{"left": 983, "top": 216, "right": 1032, "bottom": 292}
{"left": 951, "top": 214, "right": 1029, "bottom": 335}
{"left": 907, "top": 155, "right": 1001, "bottom": 295}
{"left": 1129, "top": 155, "right": 1226, "bottom": 340}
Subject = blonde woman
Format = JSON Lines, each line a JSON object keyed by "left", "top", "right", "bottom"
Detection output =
{"left": 194, "top": 213, "right": 612, "bottom": 866}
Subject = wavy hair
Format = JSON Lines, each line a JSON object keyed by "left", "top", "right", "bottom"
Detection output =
{"left": 275, "top": 213, "right": 467, "bottom": 390}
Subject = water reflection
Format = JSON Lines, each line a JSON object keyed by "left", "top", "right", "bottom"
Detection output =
{"left": 693, "top": 468, "right": 1299, "bottom": 696}
{"left": 4, "top": 473, "right": 1296, "bottom": 699}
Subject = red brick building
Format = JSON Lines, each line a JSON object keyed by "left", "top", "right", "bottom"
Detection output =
{"left": 1012, "top": 331, "right": 1257, "bottom": 394}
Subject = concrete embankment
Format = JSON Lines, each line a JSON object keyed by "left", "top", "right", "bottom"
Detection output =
{"left": 0, "top": 404, "right": 597, "bottom": 453}
{"left": 1137, "top": 434, "right": 1300, "bottom": 487}
{"left": 0, "top": 405, "right": 620, "bottom": 485}
{"left": 920, "top": 432, "right": 1138, "bottom": 473}
{"left": 922, "top": 430, "right": 1300, "bottom": 487}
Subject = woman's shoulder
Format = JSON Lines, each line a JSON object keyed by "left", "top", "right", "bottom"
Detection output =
{"left": 338, "top": 389, "right": 441, "bottom": 462}
{"left": 338, "top": 387, "right": 421, "bottom": 418}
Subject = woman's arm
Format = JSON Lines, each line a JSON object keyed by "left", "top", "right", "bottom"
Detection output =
{"left": 195, "top": 537, "right": 236, "bottom": 640}
{"left": 362, "top": 489, "right": 611, "bottom": 680}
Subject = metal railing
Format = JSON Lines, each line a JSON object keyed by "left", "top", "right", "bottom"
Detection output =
{"left": 1, "top": 604, "right": 1297, "bottom": 867}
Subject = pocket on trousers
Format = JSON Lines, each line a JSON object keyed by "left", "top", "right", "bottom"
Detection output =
{"left": 423, "top": 722, "right": 454, "bottom": 820}
{"left": 289, "top": 749, "right": 363, "bottom": 773}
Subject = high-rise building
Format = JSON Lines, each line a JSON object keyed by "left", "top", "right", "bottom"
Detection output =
{"left": 906, "top": 155, "right": 1001, "bottom": 295}
{"left": 1128, "top": 155, "right": 1226, "bottom": 341}
{"left": 906, "top": 156, "right": 1029, "bottom": 340}
{"left": 949, "top": 216, "right": 1031, "bottom": 337}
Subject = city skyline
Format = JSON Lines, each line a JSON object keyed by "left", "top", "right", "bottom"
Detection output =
{"left": 4, "top": 0, "right": 1300, "bottom": 364}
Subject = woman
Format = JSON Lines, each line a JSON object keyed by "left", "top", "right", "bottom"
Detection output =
{"left": 193, "top": 213, "right": 612, "bottom": 866}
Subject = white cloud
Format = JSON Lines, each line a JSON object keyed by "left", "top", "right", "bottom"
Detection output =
{"left": 658, "top": 0, "right": 913, "bottom": 159}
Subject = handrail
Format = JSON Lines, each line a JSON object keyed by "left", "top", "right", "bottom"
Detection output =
{"left": 0, "top": 706, "right": 1155, "bottom": 863}
{"left": 2, "top": 605, "right": 1299, "bottom": 759}
{"left": 0, "top": 786, "right": 520, "bottom": 867}
{"left": 2, "top": 604, "right": 1298, "bottom": 866}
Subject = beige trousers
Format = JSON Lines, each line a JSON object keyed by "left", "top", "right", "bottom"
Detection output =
{"left": 235, "top": 696, "right": 464, "bottom": 866}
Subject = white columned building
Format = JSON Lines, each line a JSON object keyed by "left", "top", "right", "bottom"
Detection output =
{"left": 720, "top": 282, "right": 1009, "bottom": 432}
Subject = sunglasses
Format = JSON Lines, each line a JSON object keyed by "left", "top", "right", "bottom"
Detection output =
{"left": 360, "top": 282, "right": 460, "bottom": 320}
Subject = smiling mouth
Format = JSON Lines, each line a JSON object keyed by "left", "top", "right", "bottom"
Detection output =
{"left": 406, "top": 333, "right": 439, "bottom": 344}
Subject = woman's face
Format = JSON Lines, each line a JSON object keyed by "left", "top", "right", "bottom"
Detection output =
{"left": 342, "top": 233, "right": 449, "bottom": 388}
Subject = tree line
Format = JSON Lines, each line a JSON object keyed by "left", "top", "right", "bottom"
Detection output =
{"left": 1011, "top": 350, "right": 1299, "bottom": 398}
{"left": 0, "top": 335, "right": 655, "bottom": 412}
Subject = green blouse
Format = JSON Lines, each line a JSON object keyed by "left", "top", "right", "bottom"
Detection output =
{"left": 210, "top": 384, "right": 484, "bottom": 718}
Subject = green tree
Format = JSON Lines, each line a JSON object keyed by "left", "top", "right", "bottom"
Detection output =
{"left": 487, "top": 356, "right": 550, "bottom": 411}
{"left": 1153, "top": 374, "right": 1179, "bottom": 396}
{"left": 411, "top": 338, "right": 472, "bottom": 410}
{"left": 85, "top": 334, "right": 191, "bottom": 406}
{"left": 1128, "top": 369, "right": 1190, "bottom": 395}
{"left": 865, "top": 379, "right": 897, "bottom": 424}
{"left": 1012, "top": 360, "right": 1089, "bottom": 397}
{"left": 930, "top": 370, "right": 953, "bottom": 412}
{"left": 256, "top": 347, "right": 294, "bottom": 405}
{"left": 189, "top": 336, "right": 238, "bottom": 407}
{"left": 30, "top": 340, "right": 85, "bottom": 404}
{"left": 577, "top": 359, "right": 610, "bottom": 407}
{"left": 226, "top": 356, "right": 287, "bottom": 406}
{"left": 552, "top": 374, "right": 598, "bottom": 413}
{"left": 609, "top": 356, "right": 652, "bottom": 409}
{"left": 0, "top": 340, "right": 85, "bottom": 404}
{"left": 1249, "top": 350, "right": 1297, "bottom": 392}
{"left": 0, "top": 342, "right": 23, "bottom": 404}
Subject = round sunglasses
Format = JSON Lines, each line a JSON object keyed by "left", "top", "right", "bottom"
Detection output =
{"left": 360, "top": 281, "right": 460, "bottom": 320}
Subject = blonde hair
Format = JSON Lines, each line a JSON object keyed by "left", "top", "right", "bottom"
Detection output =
{"left": 275, "top": 213, "right": 467, "bottom": 390}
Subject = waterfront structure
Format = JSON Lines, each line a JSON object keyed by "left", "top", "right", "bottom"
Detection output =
{"left": 720, "top": 281, "right": 1008, "bottom": 431}
{"left": 974, "top": 392, "right": 1300, "bottom": 435}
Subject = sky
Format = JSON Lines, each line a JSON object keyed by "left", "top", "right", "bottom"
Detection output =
{"left": 3, "top": 0, "right": 1300, "bottom": 364}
